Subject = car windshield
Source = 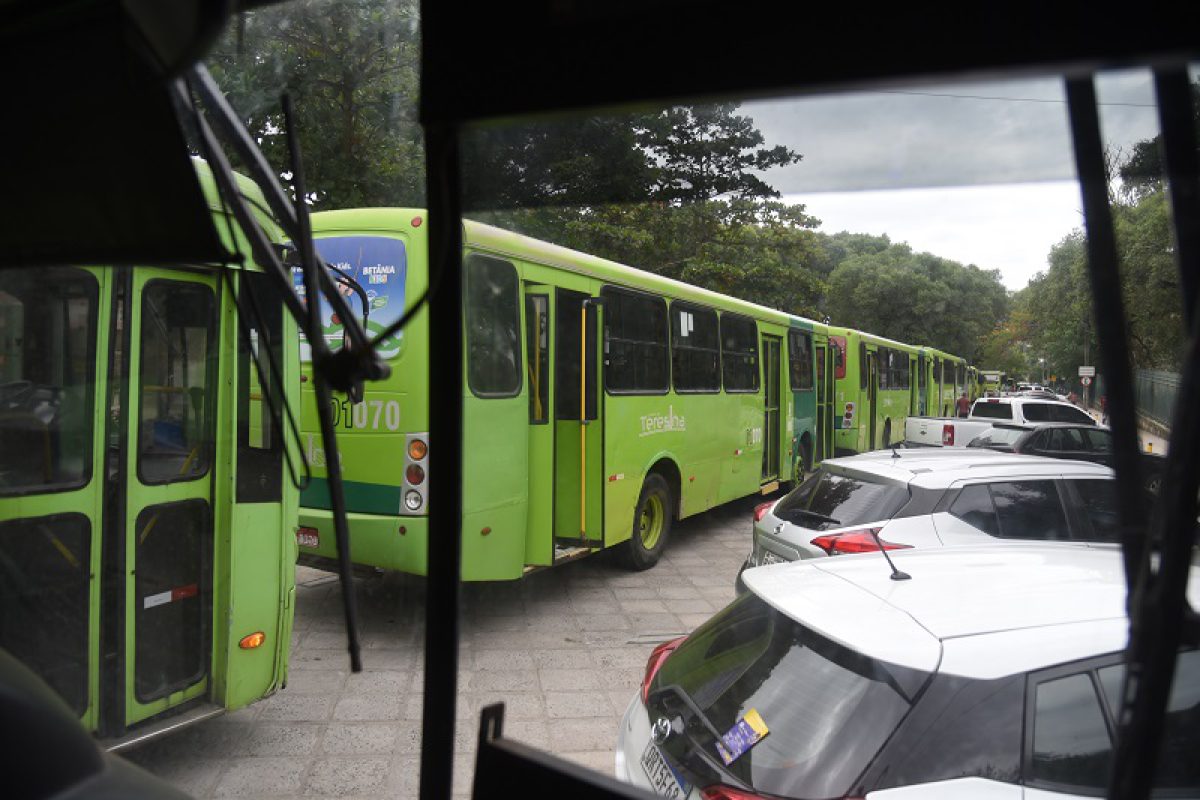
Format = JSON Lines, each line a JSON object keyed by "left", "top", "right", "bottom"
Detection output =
{"left": 648, "top": 592, "right": 929, "bottom": 798}
{"left": 773, "top": 469, "right": 910, "bottom": 530}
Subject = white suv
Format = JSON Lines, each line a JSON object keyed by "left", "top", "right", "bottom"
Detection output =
{"left": 970, "top": 395, "right": 1096, "bottom": 425}
{"left": 620, "top": 545, "right": 1199, "bottom": 799}
{"left": 740, "top": 448, "right": 1119, "bottom": 590}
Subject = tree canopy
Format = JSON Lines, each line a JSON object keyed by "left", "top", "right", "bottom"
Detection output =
{"left": 210, "top": 0, "right": 1015, "bottom": 364}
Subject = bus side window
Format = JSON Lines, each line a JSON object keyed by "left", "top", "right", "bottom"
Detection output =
{"left": 236, "top": 273, "right": 284, "bottom": 503}
{"left": 602, "top": 286, "right": 668, "bottom": 395}
{"left": 671, "top": 302, "right": 719, "bottom": 393}
{"left": 721, "top": 313, "right": 759, "bottom": 393}
{"left": 787, "top": 330, "right": 813, "bottom": 391}
{"left": 465, "top": 256, "right": 522, "bottom": 398}
{"left": 138, "top": 281, "right": 216, "bottom": 485}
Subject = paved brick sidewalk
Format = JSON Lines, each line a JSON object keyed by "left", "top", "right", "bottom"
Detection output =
{"left": 125, "top": 495, "right": 761, "bottom": 798}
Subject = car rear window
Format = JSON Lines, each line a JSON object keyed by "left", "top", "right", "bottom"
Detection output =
{"left": 647, "top": 594, "right": 929, "bottom": 799}
{"left": 967, "top": 427, "right": 1024, "bottom": 449}
{"left": 1022, "top": 403, "right": 1055, "bottom": 422}
{"left": 971, "top": 401, "right": 1013, "bottom": 420}
{"left": 773, "top": 470, "right": 909, "bottom": 530}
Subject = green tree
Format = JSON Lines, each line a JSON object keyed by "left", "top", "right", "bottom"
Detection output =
{"left": 824, "top": 243, "right": 1008, "bottom": 361}
{"left": 207, "top": 0, "right": 425, "bottom": 208}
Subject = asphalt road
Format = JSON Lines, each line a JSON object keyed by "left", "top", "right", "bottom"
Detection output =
{"left": 125, "top": 495, "right": 760, "bottom": 799}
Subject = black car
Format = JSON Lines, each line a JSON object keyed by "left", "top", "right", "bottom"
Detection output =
{"left": 966, "top": 422, "right": 1165, "bottom": 494}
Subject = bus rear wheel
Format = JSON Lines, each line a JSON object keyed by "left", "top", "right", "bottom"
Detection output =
{"left": 624, "top": 473, "right": 673, "bottom": 571}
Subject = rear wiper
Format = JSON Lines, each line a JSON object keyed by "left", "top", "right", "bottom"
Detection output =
{"left": 788, "top": 509, "right": 843, "bottom": 527}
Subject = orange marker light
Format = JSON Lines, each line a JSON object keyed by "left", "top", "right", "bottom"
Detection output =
{"left": 411, "top": 216, "right": 424, "bottom": 227}
{"left": 239, "top": 632, "right": 266, "bottom": 650}
{"left": 408, "top": 439, "right": 428, "bottom": 460}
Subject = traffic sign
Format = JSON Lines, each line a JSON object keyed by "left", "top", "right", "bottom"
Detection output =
{"left": 1081, "top": 376, "right": 1092, "bottom": 386}
{"left": 1079, "top": 366, "right": 1096, "bottom": 377}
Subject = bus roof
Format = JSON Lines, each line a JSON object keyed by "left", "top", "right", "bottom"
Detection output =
{"left": 310, "top": 207, "right": 826, "bottom": 331}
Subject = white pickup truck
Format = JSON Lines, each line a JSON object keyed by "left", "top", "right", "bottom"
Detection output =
{"left": 905, "top": 397, "right": 1096, "bottom": 447}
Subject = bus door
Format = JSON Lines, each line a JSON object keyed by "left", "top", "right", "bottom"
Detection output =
{"left": 761, "top": 335, "right": 781, "bottom": 484}
{"left": 866, "top": 349, "right": 879, "bottom": 449}
{"left": 552, "top": 289, "right": 602, "bottom": 555}
{"left": 523, "top": 286, "right": 554, "bottom": 566}
{"left": 814, "top": 342, "right": 832, "bottom": 463}
{"left": 108, "top": 267, "right": 219, "bottom": 735}
{"left": 0, "top": 266, "right": 108, "bottom": 732}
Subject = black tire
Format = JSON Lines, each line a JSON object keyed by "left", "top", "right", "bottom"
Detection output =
{"left": 624, "top": 473, "right": 673, "bottom": 571}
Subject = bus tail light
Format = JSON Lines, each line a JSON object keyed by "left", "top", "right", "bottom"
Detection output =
{"left": 239, "top": 632, "right": 266, "bottom": 650}
{"left": 402, "top": 433, "right": 429, "bottom": 515}
{"left": 810, "top": 528, "right": 911, "bottom": 555}
{"left": 641, "top": 636, "right": 686, "bottom": 704}
{"left": 942, "top": 425, "right": 955, "bottom": 446}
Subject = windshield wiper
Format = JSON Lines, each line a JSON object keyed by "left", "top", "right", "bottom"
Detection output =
{"left": 788, "top": 509, "right": 843, "bottom": 527}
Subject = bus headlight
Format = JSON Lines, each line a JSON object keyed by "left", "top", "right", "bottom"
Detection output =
{"left": 404, "top": 490, "right": 423, "bottom": 511}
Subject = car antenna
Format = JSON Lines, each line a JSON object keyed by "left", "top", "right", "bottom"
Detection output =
{"left": 868, "top": 529, "right": 911, "bottom": 581}
{"left": 890, "top": 442, "right": 902, "bottom": 459}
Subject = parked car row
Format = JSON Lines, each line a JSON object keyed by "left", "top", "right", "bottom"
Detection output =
{"left": 616, "top": 442, "right": 1196, "bottom": 799}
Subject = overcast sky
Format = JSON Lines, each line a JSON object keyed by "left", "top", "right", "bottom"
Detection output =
{"left": 743, "top": 70, "right": 1164, "bottom": 290}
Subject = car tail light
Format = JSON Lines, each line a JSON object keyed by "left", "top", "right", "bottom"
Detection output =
{"left": 942, "top": 424, "right": 955, "bottom": 446}
{"left": 753, "top": 501, "right": 774, "bottom": 523}
{"left": 700, "top": 787, "right": 771, "bottom": 800}
{"left": 810, "top": 528, "right": 911, "bottom": 555}
{"left": 703, "top": 790, "right": 862, "bottom": 800}
{"left": 641, "top": 636, "right": 686, "bottom": 704}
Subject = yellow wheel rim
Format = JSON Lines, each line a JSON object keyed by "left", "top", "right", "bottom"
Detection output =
{"left": 639, "top": 494, "right": 664, "bottom": 549}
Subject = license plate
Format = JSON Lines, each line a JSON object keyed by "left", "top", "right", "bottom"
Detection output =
{"left": 296, "top": 527, "right": 319, "bottom": 549}
{"left": 759, "top": 550, "right": 785, "bottom": 566}
{"left": 641, "top": 742, "right": 689, "bottom": 798}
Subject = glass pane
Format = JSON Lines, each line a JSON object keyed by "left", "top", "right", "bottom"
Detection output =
{"left": 134, "top": 500, "right": 211, "bottom": 702}
{"left": 525, "top": 295, "right": 549, "bottom": 422}
{"left": 990, "top": 481, "right": 1069, "bottom": 540}
{"left": 0, "top": 267, "right": 97, "bottom": 494}
{"left": 237, "top": 273, "right": 284, "bottom": 503}
{"left": 950, "top": 484, "right": 1000, "bottom": 536}
{"left": 971, "top": 402, "right": 1013, "bottom": 420}
{"left": 138, "top": 282, "right": 215, "bottom": 484}
{"left": 465, "top": 256, "right": 521, "bottom": 397}
{"left": 775, "top": 471, "right": 909, "bottom": 530}
{"left": 0, "top": 514, "right": 90, "bottom": 715}
{"left": 603, "top": 287, "right": 668, "bottom": 393}
{"left": 1070, "top": 480, "right": 1120, "bottom": 542}
{"left": 721, "top": 314, "right": 759, "bottom": 392}
{"left": 1032, "top": 673, "right": 1112, "bottom": 789}
{"left": 1047, "top": 428, "right": 1087, "bottom": 451}
{"left": 673, "top": 303, "right": 720, "bottom": 393}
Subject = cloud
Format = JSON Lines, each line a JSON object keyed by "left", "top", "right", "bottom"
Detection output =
{"left": 744, "top": 71, "right": 1159, "bottom": 193}
{"left": 746, "top": 71, "right": 1161, "bottom": 289}
{"left": 792, "top": 182, "right": 1085, "bottom": 291}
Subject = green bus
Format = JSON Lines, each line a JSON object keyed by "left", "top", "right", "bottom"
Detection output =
{"left": 295, "top": 208, "right": 831, "bottom": 580}
{"left": 917, "top": 346, "right": 967, "bottom": 417}
{"left": 0, "top": 163, "right": 300, "bottom": 747}
{"left": 829, "top": 327, "right": 920, "bottom": 454}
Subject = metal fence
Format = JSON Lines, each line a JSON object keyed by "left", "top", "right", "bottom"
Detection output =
{"left": 1135, "top": 369, "right": 1180, "bottom": 426}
